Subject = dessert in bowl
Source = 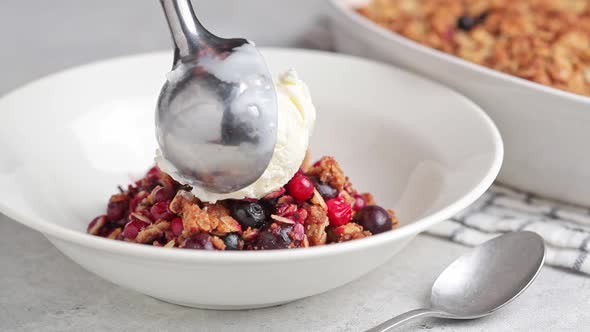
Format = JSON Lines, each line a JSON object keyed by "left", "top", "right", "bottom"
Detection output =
{"left": 0, "top": 49, "right": 502, "bottom": 308}
{"left": 89, "top": 68, "right": 398, "bottom": 251}
{"left": 89, "top": 159, "right": 399, "bottom": 251}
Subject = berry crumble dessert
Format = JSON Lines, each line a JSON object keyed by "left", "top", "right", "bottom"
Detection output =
{"left": 86, "top": 69, "right": 399, "bottom": 250}
{"left": 358, "top": 0, "right": 590, "bottom": 96}
{"left": 87, "top": 158, "right": 399, "bottom": 250}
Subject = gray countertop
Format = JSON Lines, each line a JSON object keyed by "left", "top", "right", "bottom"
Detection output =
{"left": 1, "top": 1, "right": 590, "bottom": 331}
{"left": 3, "top": 219, "right": 590, "bottom": 332}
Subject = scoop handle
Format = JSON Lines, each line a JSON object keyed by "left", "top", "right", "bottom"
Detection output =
{"left": 366, "top": 308, "right": 445, "bottom": 331}
{"left": 160, "top": 0, "right": 211, "bottom": 61}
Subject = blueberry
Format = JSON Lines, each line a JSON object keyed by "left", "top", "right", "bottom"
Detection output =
{"left": 457, "top": 15, "right": 477, "bottom": 30}
{"left": 223, "top": 233, "right": 242, "bottom": 250}
{"left": 251, "top": 224, "right": 294, "bottom": 250}
{"left": 354, "top": 205, "right": 392, "bottom": 235}
{"left": 231, "top": 201, "right": 267, "bottom": 229}
{"left": 309, "top": 176, "right": 338, "bottom": 199}
{"left": 457, "top": 11, "right": 489, "bottom": 31}
{"left": 261, "top": 196, "right": 279, "bottom": 212}
{"left": 184, "top": 233, "right": 214, "bottom": 250}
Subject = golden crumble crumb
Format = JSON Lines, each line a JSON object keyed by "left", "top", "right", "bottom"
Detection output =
{"left": 211, "top": 236, "right": 226, "bottom": 250}
{"left": 304, "top": 205, "right": 330, "bottom": 245}
{"left": 358, "top": 0, "right": 590, "bottom": 96}
{"left": 329, "top": 223, "right": 372, "bottom": 243}
{"left": 136, "top": 221, "right": 170, "bottom": 244}
{"left": 307, "top": 156, "right": 351, "bottom": 192}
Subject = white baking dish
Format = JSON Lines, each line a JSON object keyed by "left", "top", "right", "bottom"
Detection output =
{"left": 329, "top": 0, "right": 590, "bottom": 206}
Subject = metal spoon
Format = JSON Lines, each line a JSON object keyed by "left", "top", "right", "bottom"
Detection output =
{"left": 156, "top": 0, "right": 278, "bottom": 193}
{"left": 368, "top": 231, "right": 545, "bottom": 331}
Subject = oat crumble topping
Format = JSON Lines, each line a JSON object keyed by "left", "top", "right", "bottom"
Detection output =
{"left": 86, "top": 156, "right": 399, "bottom": 251}
{"left": 358, "top": 0, "right": 590, "bottom": 96}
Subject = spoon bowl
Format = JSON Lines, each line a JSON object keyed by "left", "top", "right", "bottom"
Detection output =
{"left": 370, "top": 231, "right": 545, "bottom": 331}
{"left": 431, "top": 231, "right": 545, "bottom": 318}
{"left": 156, "top": 0, "right": 278, "bottom": 193}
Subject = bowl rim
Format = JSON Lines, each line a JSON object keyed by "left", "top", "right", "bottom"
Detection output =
{"left": 328, "top": 0, "right": 590, "bottom": 105}
{"left": 0, "top": 48, "right": 503, "bottom": 263}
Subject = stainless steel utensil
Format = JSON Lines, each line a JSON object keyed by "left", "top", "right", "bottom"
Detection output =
{"left": 368, "top": 231, "right": 545, "bottom": 331}
{"left": 156, "top": 0, "right": 278, "bottom": 193}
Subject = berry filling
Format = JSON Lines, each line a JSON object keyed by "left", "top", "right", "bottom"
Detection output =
{"left": 287, "top": 174, "right": 315, "bottom": 201}
{"left": 86, "top": 156, "right": 399, "bottom": 250}
{"left": 326, "top": 196, "right": 353, "bottom": 227}
{"left": 354, "top": 205, "right": 393, "bottom": 235}
{"left": 123, "top": 219, "right": 148, "bottom": 239}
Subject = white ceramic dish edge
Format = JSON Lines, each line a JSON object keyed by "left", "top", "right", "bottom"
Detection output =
{"left": 329, "top": 0, "right": 590, "bottom": 207}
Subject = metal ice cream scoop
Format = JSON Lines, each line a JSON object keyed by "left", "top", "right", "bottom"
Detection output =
{"left": 156, "top": 0, "right": 278, "bottom": 193}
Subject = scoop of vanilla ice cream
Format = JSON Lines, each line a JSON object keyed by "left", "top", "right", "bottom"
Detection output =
{"left": 156, "top": 69, "right": 316, "bottom": 202}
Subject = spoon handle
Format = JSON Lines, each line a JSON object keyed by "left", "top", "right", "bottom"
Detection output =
{"left": 366, "top": 308, "right": 443, "bottom": 332}
{"left": 160, "top": 0, "right": 210, "bottom": 60}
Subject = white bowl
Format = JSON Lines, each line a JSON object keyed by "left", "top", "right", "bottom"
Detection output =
{"left": 0, "top": 49, "right": 502, "bottom": 309}
{"left": 329, "top": 0, "right": 590, "bottom": 206}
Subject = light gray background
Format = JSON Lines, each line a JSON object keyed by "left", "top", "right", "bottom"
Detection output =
{"left": 1, "top": 1, "right": 589, "bottom": 331}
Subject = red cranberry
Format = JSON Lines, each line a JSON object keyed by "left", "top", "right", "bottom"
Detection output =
{"left": 151, "top": 186, "right": 174, "bottom": 203}
{"left": 326, "top": 196, "right": 353, "bottom": 227}
{"left": 146, "top": 166, "right": 160, "bottom": 179}
{"left": 293, "top": 223, "right": 305, "bottom": 241}
{"left": 87, "top": 215, "right": 107, "bottom": 235}
{"left": 150, "top": 200, "right": 174, "bottom": 221}
{"left": 443, "top": 26, "right": 456, "bottom": 40}
{"left": 354, "top": 205, "right": 392, "bottom": 235}
{"left": 287, "top": 174, "right": 314, "bottom": 201}
{"left": 129, "top": 191, "right": 148, "bottom": 212}
{"left": 263, "top": 187, "right": 286, "bottom": 200}
{"left": 123, "top": 219, "right": 148, "bottom": 239}
{"left": 275, "top": 203, "right": 297, "bottom": 217}
{"left": 353, "top": 194, "right": 366, "bottom": 211}
{"left": 170, "top": 217, "right": 184, "bottom": 236}
{"left": 292, "top": 208, "right": 308, "bottom": 223}
{"left": 106, "top": 198, "right": 129, "bottom": 222}
{"left": 184, "top": 233, "right": 214, "bottom": 250}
